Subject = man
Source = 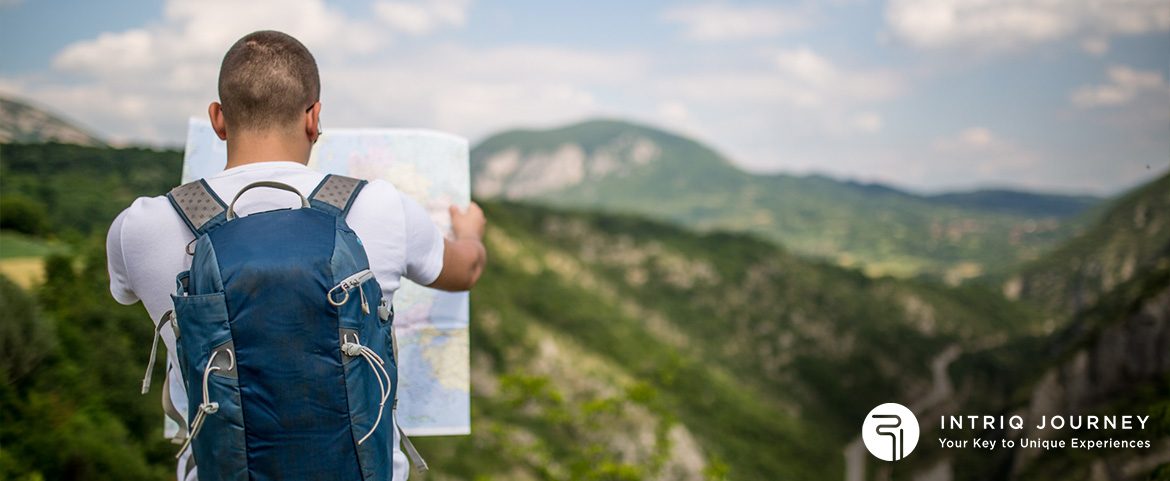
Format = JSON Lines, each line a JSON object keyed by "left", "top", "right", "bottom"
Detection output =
{"left": 106, "top": 30, "right": 487, "bottom": 481}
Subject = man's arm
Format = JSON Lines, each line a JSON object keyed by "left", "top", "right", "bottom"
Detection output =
{"left": 428, "top": 202, "right": 487, "bottom": 291}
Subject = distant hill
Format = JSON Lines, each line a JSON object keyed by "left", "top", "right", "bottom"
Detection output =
{"left": 1005, "top": 172, "right": 1170, "bottom": 315}
{"left": 931, "top": 173, "right": 1170, "bottom": 480}
{"left": 0, "top": 96, "right": 105, "bottom": 146}
{"left": 927, "top": 189, "right": 1100, "bottom": 218}
{"left": 471, "top": 119, "right": 1100, "bottom": 280}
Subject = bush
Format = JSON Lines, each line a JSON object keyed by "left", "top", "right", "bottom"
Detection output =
{"left": 0, "top": 195, "right": 49, "bottom": 236}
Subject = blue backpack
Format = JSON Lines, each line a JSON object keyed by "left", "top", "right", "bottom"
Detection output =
{"left": 140, "top": 175, "right": 422, "bottom": 481}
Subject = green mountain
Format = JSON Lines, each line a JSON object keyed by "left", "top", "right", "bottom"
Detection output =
{"left": 931, "top": 173, "right": 1170, "bottom": 480}
{"left": 471, "top": 119, "right": 1098, "bottom": 280}
{"left": 927, "top": 189, "right": 1101, "bottom": 218}
{"left": 1004, "top": 173, "right": 1170, "bottom": 316}
{"left": 0, "top": 96, "right": 106, "bottom": 147}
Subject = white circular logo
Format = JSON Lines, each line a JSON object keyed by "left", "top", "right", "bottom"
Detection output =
{"left": 862, "top": 403, "right": 920, "bottom": 461}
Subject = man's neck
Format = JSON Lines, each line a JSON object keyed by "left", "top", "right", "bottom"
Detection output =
{"left": 224, "top": 130, "right": 311, "bottom": 170}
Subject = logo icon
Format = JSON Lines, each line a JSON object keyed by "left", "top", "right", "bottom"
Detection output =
{"left": 862, "top": 403, "right": 920, "bottom": 461}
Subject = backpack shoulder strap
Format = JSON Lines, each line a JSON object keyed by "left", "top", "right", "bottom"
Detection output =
{"left": 308, "top": 174, "right": 368, "bottom": 217}
{"left": 167, "top": 179, "right": 229, "bottom": 236}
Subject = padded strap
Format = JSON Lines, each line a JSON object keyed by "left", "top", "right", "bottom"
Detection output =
{"left": 309, "top": 174, "right": 367, "bottom": 217}
{"left": 167, "top": 179, "right": 228, "bottom": 236}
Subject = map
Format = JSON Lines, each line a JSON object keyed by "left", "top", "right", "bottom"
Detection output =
{"left": 183, "top": 118, "right": 471, "bottom": 436}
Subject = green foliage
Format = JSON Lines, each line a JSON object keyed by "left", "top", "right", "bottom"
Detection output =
{"left": 0, "top": 143, "right": 181, "bottom": 237}
{"left": 0, "top": 231, "right": 68, "bottom": 259}
{"left": 0, "top": 275, "right": 56, "bottom": 383}
{"left": 1010, "top": 172, "right": 1170, "bottom": 316}
{"left": 1, "top": 194, "right": 50, "bottom": 235}
{"left": 1, "top": 242, "right": 174, "bottom": 481}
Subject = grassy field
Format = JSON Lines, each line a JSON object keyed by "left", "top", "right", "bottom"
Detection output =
{"left": 0, "top": 232, "right": 69, "bottom": 288}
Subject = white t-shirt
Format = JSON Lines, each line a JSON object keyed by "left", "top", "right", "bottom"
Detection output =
{"left": 106, "top": 160, "right": 444, "bottom": 481}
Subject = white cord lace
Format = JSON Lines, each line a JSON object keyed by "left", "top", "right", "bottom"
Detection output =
{"left": 342, "top": 333, "right": 392, "bottom": 445}
{"left": 176, "top": 348, "right": 235, "bottom": 458}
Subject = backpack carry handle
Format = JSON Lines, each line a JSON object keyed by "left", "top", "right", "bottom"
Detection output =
{"left": 227, "top": 181, "right": 311, "bottom": 220}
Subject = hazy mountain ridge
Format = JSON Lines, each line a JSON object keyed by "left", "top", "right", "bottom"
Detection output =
{"left": 1012, "top": 266, "right": 1170, "bottom": 479}
{"left": 0, "top": 96, "right": 105, "bottom": 147}
{"left": 1005, "top": 173, "right": 1170, "bottom": 316}
{"left": 471, "top": 119, "right": 1100, "bottom": 279}
{"left": 928, "top": 189, "right": 1101, "bottom": 219}
{"left": 925, "top": 175, "right": 1170, "bottom": 481}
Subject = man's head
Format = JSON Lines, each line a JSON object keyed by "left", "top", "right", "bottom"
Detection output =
{"left": 209, "top": 30, "right": 321, "bottom": 153}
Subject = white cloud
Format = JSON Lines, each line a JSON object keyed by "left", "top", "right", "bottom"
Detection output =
{"left": 959, "top": 126, "right": 994, "bottom": 147}
{"left": 434, "top": 45, "right": 646, "bottom": 84}
{"left": 774, "top": 47, "right": 834, "bottom": 83}
{"left": 658, "top": 100, "right": 692, "bottom": 125}
{"left": 1071, "top": 65, "right": 1168, "bottom": 108}
{"left": 373, "top": 0, "right": 471, "bottom": 36}
{"left": 932, "top": 126, "right": 1041, "bottom": 177}
{"left": 1080, "top": 36, "right": 1109, "bottom": 56}
{"left": 52, "top": 0, "right": 390, "bottom": 83}
{"left": 5, "top": 0, "right": 646, "bottom": 146}
{"left": 6, "top": 0, "right": 496, "bottom": 144}
{"left": 659, "top": 47, "right": 900, "bottom": 114}
{"left": 850, "top": 111, "right": 883, "bottom": 133}
{"left": 316, "top": 44, "right": 645, "bottom": 139}
{"left": 771, "top": 47, "right": 903, "bottom": 105}
{"left": 935, "top": 126, "right": 1002, "bottom": 151}
{"left": 661, "top": 3, "right": 807, "bottom": 41}
{"left": 434, "top": 83, "right": 597, "bottom": 136}
{"left": 649, "top": 99, "right": 712, "bottom": 139}
{"left": 648, "top": 47, "right": 903, "bottom": 174}
{"left": 885, "top": 0, "right": 1170, "bottom": 51}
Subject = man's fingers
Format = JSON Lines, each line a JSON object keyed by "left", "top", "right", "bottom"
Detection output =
{"left": 450, "top": 203, "right": 484, "bottom": 217}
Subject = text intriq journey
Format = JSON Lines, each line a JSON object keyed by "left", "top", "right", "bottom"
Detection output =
{"left": 940, "top": 414, "right": 1150, "bottom": 431}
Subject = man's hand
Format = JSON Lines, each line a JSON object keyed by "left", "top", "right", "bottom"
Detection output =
{"left": 428, "top": 202, "right": 488, "bottom": 291}
{"left": 450, "top": 201, "right": 486, "bottom": 241}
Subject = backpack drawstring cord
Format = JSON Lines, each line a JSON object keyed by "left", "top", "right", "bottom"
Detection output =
{"left": 341, "top": 333, "right": 392, "bottom": 445}
{"left": 176, "top": 348, "right": 235, "bottom": 459}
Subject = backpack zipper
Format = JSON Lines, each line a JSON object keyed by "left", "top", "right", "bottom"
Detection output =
{"left": 328, "top": 269, "right": 375, "bottom": 314}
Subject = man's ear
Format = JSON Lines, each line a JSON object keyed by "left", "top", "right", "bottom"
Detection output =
{"left": 306, "top": 101, "right": 322, "bottom": 143}
{"left": 208, "top": 102, "right": 228, "bottom": 140}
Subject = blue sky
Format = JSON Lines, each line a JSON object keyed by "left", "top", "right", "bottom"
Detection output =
{"left": 1, "top": 0, "right": 1167, "bottom": 195}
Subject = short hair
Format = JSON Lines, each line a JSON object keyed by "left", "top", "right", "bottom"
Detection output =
{"left": 217, "top": 30, "right": 320, "bottom": 132}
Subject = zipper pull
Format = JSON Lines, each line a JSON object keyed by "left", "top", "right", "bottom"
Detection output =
{"left": 378, "top": 300, "right": 392, "bottom": 322}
